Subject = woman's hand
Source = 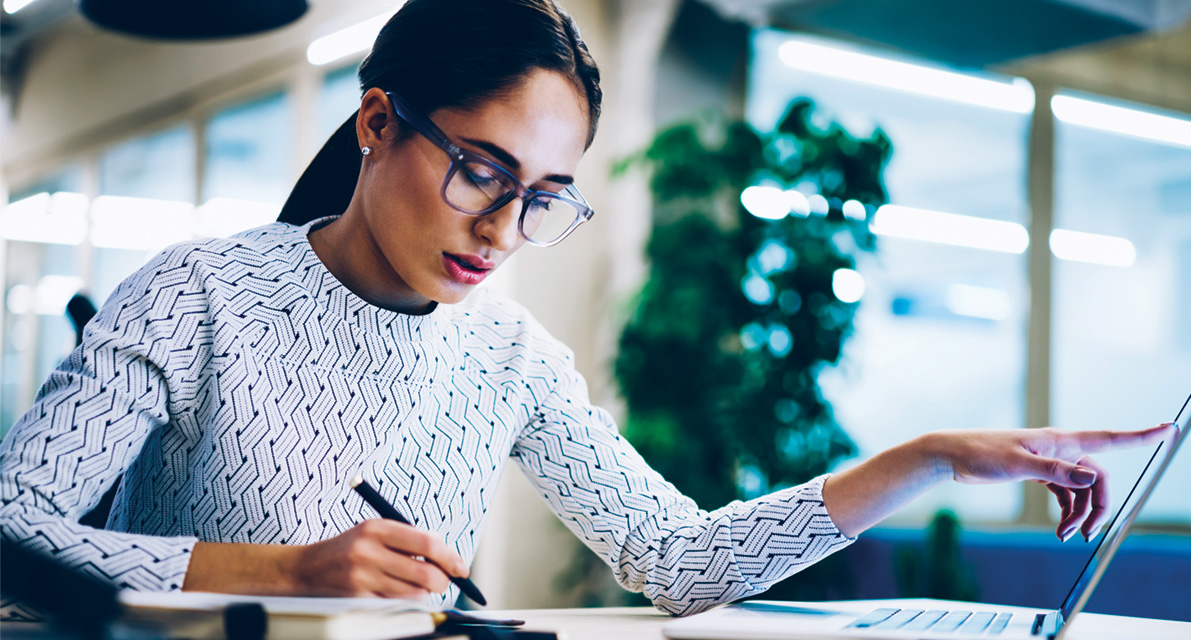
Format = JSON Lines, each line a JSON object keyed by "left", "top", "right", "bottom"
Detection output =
{"left": 291, "top": 519, "right": 468, "bottom": 598}
{"left": 184, "top": 520, "right": 469, "bottom": 598}
{"left": 923, "top": 423, "right": 1175, "bottom": 541}
{"left": 821, "top": 423, "right": 1176, "bottom": 540}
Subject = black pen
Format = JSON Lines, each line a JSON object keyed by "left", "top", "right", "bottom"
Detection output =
{"left": 349, "top": 474, "right": 488, "bottom": 606}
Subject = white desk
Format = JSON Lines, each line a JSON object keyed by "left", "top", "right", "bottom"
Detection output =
{"left": 3, "top": 602, "right": 1188, "bottom": 639}
{"left": 498, "top": 602, "right": 1191, "bottom": 640}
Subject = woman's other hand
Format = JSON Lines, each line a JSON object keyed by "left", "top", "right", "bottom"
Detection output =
{"left": 927, "top": 423, "right": 1176, "bottom": 541}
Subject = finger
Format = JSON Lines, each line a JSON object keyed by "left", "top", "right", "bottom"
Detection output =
{"left": 1069, "top": 423, "right": 1176, "bottom": 455}
{"left": 1020, "top": 453, "right": 1098, "bottom": 489}
{"left": 375, "top": 553, "right": 453, "bottom": 595}
{"left": 1044, "top": 482, "right": 1073, "bottom": 528}
{"left": 1060, "top": 485, "right": 1093, "bottom": 542}
{"left": 376, "top": 524, "right": 469, "bottom": 579}
{"left": 1078, "top": 457, "right": 1111, "bottom": 541}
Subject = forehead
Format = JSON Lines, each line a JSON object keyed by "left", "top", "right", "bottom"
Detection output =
{"left": 429, "top": 70, "right": 589, "bottom": 183}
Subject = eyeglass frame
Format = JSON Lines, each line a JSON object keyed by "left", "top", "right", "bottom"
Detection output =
{"left": 382, "top": 91, "right": 594, "bottom": 247}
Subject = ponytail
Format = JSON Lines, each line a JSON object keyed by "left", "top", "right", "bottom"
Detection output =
{"left": 278, "top": 111, "right": 361, "bottom": 225}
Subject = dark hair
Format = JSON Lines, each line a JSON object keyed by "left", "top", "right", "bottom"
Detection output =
{"left": 279, "top": 0, "right": 602, "bottom": 226}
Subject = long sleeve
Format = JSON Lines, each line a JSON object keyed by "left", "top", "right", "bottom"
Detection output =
{"left": 0, "top": 248, "right": 199, "bottom": 616}
{"left": 508, "top": 338, "right": 855, "bottom": 616}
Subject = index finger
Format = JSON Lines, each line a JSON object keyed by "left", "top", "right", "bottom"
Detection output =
{"left": 1070, "top": 423, "right": 1176, "bottom": 454}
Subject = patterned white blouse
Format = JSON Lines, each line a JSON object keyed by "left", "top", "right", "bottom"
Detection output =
{"left": 0, "top": 218, "right": 853, "bottom": 618}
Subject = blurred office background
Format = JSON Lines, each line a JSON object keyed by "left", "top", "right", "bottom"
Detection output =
{"left": 1, "top": 0, "right": 1188, "bottom": 619}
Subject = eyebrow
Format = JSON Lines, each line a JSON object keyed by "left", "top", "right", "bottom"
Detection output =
{"left": 460, "top": 137, "right": 575, "bottom": 186}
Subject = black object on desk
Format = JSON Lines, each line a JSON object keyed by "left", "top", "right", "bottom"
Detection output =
{"left": 0, "top": 539, "right": 120, "bottom": 640}
{"left": 350, "top": 475, "right": 489, "bottom": 606}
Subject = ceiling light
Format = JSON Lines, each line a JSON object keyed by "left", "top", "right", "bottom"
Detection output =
{"left": 3, "top": 0, "right": 41, "bottom": 14}
{"left": 307, "top": 11, "right": 393, "bottom": 66}
{"left": 1051, "top": 95, "right": 1191, "bottom": 149}
{"left": 871, "top": 205, "right": 1029, "bottom": 253}
{"left": 1049, "top": 229, "right": 1136, "bottom": 267}
{"left": 778, "top": 38, "right": 1034, "bottom": 113}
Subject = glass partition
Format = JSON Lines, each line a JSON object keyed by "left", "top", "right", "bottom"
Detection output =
{"left": 749, "top": 31, "right": 1030, "bottom": 523}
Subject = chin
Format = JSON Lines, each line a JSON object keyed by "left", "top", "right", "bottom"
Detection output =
{"left": 426, "top": 281, "right": 477, "bottom": 306}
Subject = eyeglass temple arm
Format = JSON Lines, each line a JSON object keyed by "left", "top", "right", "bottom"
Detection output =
{"left": 384, "top": 91, "right": 460, "bottom": 157}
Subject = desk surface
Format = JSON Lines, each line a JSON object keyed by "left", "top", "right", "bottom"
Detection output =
{"left": 4, "top": 602, "right": 1189, "bottom": 639}
{"left": 498, "top": 602, "right": 1191, "bottom": 640}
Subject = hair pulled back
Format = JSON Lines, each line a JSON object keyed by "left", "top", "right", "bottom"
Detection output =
{"left": 279, "top": 0, "right": 602, "bottom": 226}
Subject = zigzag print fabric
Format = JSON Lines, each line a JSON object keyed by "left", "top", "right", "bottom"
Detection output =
{"left": 0, "top": 218, "right": 853, "bottom": 618}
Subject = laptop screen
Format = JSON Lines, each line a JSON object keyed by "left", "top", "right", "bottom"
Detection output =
{"left": 1056, "top": 392, "right": 1191, "bottom": 623}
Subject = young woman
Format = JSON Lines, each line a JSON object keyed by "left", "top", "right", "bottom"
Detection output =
{"left": 0, "top": 0, "right": 1174, "bottom": 619}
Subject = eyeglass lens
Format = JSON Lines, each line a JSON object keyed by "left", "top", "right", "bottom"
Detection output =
{"left": 446, "top": 160, "right": 582, "bottom": 245}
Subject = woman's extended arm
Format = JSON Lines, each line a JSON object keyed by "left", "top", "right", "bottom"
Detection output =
{"left": 821, "top": 424, "right": 1176, "bottom": 540}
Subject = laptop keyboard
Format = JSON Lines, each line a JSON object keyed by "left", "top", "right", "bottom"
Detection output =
{"left": 848, "top": 608, "right": 1015, "bottom": 634}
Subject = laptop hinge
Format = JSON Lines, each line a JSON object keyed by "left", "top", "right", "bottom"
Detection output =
{"left": 1031, "top": 611, "right": 1063, "bottom": 638}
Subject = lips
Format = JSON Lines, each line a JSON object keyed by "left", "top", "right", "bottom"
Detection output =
{"left": 443, "top": 253, "right": 493, "bottom": 285}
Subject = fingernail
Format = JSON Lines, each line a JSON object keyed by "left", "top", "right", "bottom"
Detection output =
{"left": 1086, "top": 526, "right": 1102, "bottom": 540}
{"left": 1069, "top": 467, "right": 1097, "bottom": 486}
{"left": 1059, "top": 527, "right": 1075, "bottom": 542}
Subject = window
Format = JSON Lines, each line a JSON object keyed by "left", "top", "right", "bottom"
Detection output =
{"left": 94, "top": 125, "right": 197, "bottom": 303}
{"left": 199, "top": 91, "right": 293, "bottom": 237}
{"left": 319, "top": 64, "right": 361, "bottom": 141}
{"left": 2, "top": 168, "right": 86, "bottom": 437}
{"left": 749, "top": 31, "right": 1030, "bottom": 523}
{"left": 203, "top": 91, "right": 293, "bottom": 205}
{"left": 1052, "top": 92, "right": 1191, "bottom": 526}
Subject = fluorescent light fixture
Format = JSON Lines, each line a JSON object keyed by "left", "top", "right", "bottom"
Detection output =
{"left": 741, "top": 185, "right": 789, "bottom": 220}
{"left": 197, "top": 198, "right": 280, "bottom": 238}
{"left": 91, "top": 195, "right": 195, "bottom": 251}
{"left": 871, "top": 204, "right": 1030, "bottom": 254}
{"left": 3, "top": 0, "right": 40, "bottom": 14}
{"left": 946, "top": 284, "right": 1011, "bottom": 321}
{"left": 307, "top": 11, "right": 395, "bottom": 66}
{"left": 1051, "top": 95, "right": 1191, "bottom": 149}
{"left": 832, "top": 268, "right": 865, "bottom": 303}
{"left": 778, "top": 38, "right": 1034, "bottom": 113}
{"left": 1, "top": 192, "right": 89, "bottom": 245}
{"left": 1049, "top": 229, "right": 1136, "bottom": 267}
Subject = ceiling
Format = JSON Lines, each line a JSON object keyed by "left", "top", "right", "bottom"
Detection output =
{"left": 698, "top": 0, "right": 1191, "bottom": 69}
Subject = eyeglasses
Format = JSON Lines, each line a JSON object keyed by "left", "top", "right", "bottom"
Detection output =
{"left": 384, "top": 91, "right": 594, "bottom": 247}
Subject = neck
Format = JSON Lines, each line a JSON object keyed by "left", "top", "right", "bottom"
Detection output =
{"left": 307, "top": 209, "right": 435, "bottom": 315}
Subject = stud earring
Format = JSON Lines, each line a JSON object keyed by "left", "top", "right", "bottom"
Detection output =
{"left": 361, "top": 146, "right": 372, "bottom": 156}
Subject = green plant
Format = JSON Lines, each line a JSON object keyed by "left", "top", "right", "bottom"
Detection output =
{"left": 615, "top": 98, "right": 891, "bottom": 510}
{"left": 555, "top": 99, "right": 891, "bottom": 607}
{"left": 894, "top": 510, "right": 981, "bottom": 602}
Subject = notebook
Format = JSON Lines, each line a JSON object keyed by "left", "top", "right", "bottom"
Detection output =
{"left": 664, "top": 392, "right": 1190, "bottom": 640}
{"left": 117, "top": 590, "right": 439, "bottom": 640}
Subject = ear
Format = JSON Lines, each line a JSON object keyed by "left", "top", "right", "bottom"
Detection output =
{"left": 356, "top": 87, "right": 396, "bottom": 151}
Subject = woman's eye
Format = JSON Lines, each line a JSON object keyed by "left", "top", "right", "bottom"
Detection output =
{"left": 527, "top": 196, "right": 554, "bottom": 212}
{"left": 463, "top": 167, "right": 498, "bottom": 187}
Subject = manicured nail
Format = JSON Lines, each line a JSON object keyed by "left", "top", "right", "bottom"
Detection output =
{"left": 1059, "top": 527, "right": 1076, "bottom": 542}
{"left": 1085, "top": 526, "right": 1102, "bottom": 541}
{"left": 1069, "top": 467, "right": 1097, "bottom": 486}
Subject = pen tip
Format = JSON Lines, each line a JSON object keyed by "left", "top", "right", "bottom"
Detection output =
{"left": 349, "top": 474, "right": 364, "bottom": 488}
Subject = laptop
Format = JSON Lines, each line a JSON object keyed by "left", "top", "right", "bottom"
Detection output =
{"left": 664, "top": 392, "right": 1190, "bottom": 640}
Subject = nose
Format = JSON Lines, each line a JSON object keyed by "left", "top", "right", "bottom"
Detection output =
{"left": 473, "top": 198, "right": 522, "bottom": 252}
